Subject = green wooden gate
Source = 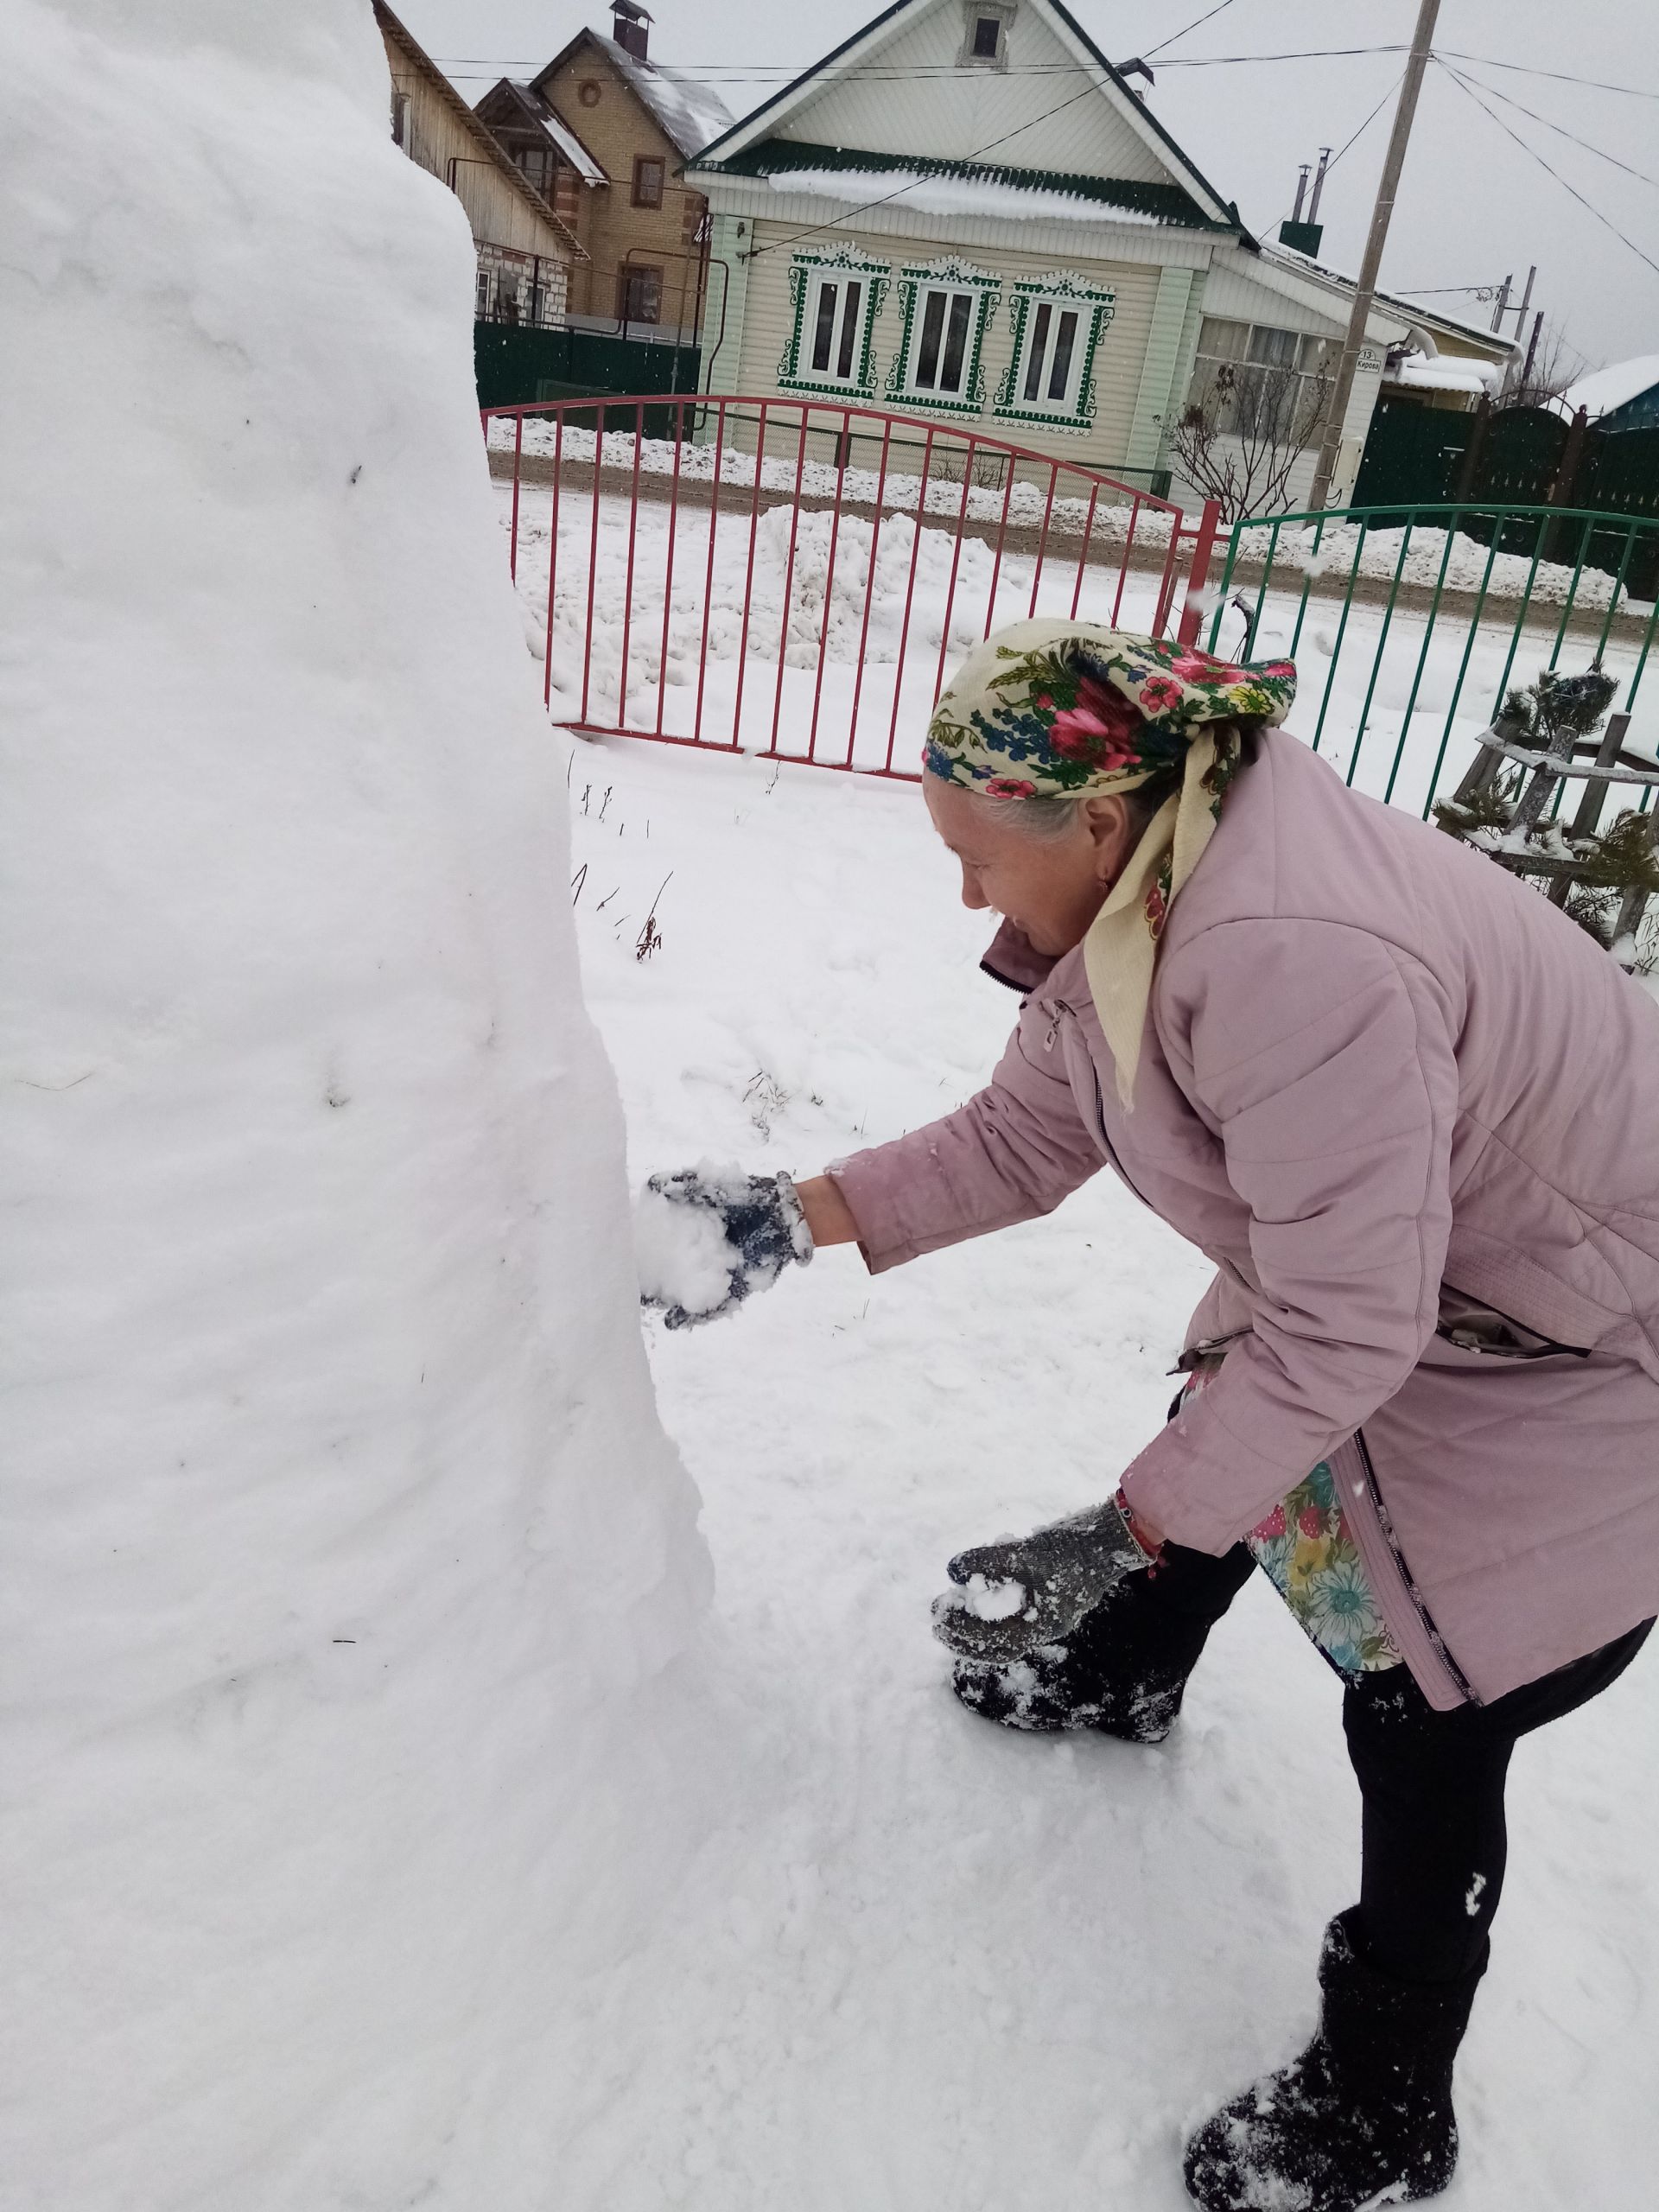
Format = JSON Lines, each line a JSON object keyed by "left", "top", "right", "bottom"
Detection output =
{"left": 474, "top": 322, "right": 701, "bottom": 430}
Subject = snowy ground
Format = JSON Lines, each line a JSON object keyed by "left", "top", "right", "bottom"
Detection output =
{"left": 486, "top": 419, "right": 1641, "bottom": 612}
{"left": 559, "top": 733, "right": 1659, "bottom": 2211}
{"left": 498, "top": 479, "right": 1658, "bottom": 810}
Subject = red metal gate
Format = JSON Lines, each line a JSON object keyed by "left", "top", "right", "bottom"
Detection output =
{"left": 483, "top": 394, "right": 1220, "bottom": 779}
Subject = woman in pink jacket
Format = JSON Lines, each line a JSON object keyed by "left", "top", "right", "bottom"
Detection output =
{"left": 643, "top": 620, "right": 1659, "bottom": 2212}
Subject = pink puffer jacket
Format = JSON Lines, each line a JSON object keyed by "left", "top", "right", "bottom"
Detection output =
{"left": 831, "top": 728, "right": 1659, "bottom": 1709}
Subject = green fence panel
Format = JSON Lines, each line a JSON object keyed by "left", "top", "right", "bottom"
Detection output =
{"left": 1206, "top": 499, "right": 1659, "bottom": 823}
{"left": 1351, "top": 396, "right": 1471, "bottom": 508}
{"left": 474, "top": 321, "right": 700, "bottom": 434}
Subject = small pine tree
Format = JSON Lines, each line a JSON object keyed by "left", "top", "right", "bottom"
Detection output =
{"left": 1494, "top": 665, "right": 1619, "bottom": 757}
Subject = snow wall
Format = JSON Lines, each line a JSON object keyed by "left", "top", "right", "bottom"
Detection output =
{"left": 0, "top": 3, "right": 711, "bottom": 2202}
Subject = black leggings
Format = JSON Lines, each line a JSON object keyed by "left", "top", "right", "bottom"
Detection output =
{"left": 1134, "top": 1541, "right": 1652, "bottom": 1985}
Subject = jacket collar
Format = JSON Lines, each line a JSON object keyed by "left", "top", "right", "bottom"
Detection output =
{"left": 979, "top": 918, "right": 1061, "bottom": 995}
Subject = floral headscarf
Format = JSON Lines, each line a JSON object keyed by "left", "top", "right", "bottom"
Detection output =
{"left": 924, "top": 620, "right": 1297, "bottom": 1106}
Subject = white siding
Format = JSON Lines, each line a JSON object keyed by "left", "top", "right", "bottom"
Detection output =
{"left": 725, "top": 215, "right": 1168, "bottom": 482}
{"left": 778, "top": 0, "right": 1172, "bottom": 182}
{"left": 1196, "top": 262, "right": 1347, "bottom": 342}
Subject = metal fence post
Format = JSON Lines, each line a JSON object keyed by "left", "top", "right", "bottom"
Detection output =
{"left": 1176, "top": 500, "right": 1224, "bottom": 646}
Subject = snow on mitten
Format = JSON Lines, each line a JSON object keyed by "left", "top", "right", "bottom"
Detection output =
{"left": 636, "top": 1165, "right": 813, "bottom": 1331}
{"left": 931, "top": 1493, "right": 1154, "bottom": 1663}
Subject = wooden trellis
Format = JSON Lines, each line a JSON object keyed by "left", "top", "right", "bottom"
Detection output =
{"left": 1438, "top": 709, "right": 1659, "bottom": 961}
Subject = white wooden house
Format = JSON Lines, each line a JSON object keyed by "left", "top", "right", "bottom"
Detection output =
{"left": 683, "top": 0, "right": 1510, "bottom": 508}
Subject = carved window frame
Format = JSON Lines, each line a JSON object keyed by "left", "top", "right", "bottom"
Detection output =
{"left": 883, "top": 257, "right": 1002, "bottom": 418}
{"left": 778, "top": 246, "right": 893, "bottom": 399}
{"left": 992, "top": 270, "right": 1116, "bottom": 435}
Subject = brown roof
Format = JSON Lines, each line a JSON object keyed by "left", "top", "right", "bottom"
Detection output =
{"left": 374, "top": 3, "right": 587, "bottom": 261}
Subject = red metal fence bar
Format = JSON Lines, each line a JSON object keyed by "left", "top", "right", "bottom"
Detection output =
{"left": 480, "top": 393, "right": 1202, "bottom": 781}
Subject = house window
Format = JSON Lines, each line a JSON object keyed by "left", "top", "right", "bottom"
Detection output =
{"left": 992, "top": 272, "right": 1116, "bottom": 433}
{"left": 960, "top": 2, "right": 1014, "bottom": 67}
{"left": 517, "top": 145, "right": 555, "bottom": 196}
{"left": 390, "top": 90, "right": 411, "bottom": 149}
{"left": 887, "top": 260, "right": 1001, "bottom": 414}
{"left": 578, "top": 79, "right": 601, "bottom": 106}
{"left": 616, "top": 265, "right": 664, "bottom": 326}
{"left": 475, "top": 268, "right": 493, "bottom": 318}
{"left": 779, "top": 252, "right": 891, "bottom": 396}
{"left": 632, "top": 156, "right": 665, "bottom": 208}
{"left": 1189, "top": 317, "right": 1334, "bottom": 442}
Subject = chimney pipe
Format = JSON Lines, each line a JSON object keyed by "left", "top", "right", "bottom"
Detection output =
{"left": 1292, "top": 164, "right": 1310, "bottom": 223}
{"left": 1306, "top": 145, "right": 1332, "bottom": 224}
{"left": 612, "top": 2, "right": 651, "bottom": 62}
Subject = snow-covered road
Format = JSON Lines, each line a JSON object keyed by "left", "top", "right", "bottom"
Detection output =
{"left": 562, "top": 733, "right": 1658, "bottom": 2211}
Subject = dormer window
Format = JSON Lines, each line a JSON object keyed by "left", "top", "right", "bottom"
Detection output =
{"left": 960, "top": 3, "right": 1014, "bottom": 69}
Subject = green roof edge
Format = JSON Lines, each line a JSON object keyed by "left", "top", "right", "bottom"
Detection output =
{"left": 700, "top": 138, "right": 1228, "bottom": 229}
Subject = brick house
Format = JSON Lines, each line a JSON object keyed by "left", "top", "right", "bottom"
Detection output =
{"left": 475, "top": 4, "right": 733, "bottom": 348}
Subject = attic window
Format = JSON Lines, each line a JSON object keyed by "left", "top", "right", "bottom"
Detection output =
{"left": 960, "top": 3, "right": 1014, "bottom": 68}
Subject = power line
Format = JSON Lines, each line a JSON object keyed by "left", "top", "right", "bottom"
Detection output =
{"left": 1435, "top": 59, "right": 1659, "bottom": 283}
{"left": 1144, "top": 0, "right": 1241, "bottom": 62}
{"left": 1435, "top": 50, "right": 1659, "bottom": 102}
{"left": 430, "top": 48, "right": 1659, "bottom": 98}
{"left": 1258, "top": 71, "right": 1403, "bottom": 242}
{"left": 747, "top": 77, "right": 1110, "bottom": 261}
{"left": 1449, "top": 62, "right": 1659, "bottom": 192}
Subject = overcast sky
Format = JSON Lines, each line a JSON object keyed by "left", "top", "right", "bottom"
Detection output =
{"left": 395, "top": 0, "right": 1659, "bottom": 373}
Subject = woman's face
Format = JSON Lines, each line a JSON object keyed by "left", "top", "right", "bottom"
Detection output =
{"left": 923, "top": 775, "right": 1137, "bottom": 957}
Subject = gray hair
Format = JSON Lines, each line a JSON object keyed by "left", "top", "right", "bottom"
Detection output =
{"left": 982, "top": 767, "right": 1184, "bottom": 844}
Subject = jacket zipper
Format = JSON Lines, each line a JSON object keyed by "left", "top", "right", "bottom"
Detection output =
{"left": 1356, "top": 1428, "right": 1481, "bottom": 1707}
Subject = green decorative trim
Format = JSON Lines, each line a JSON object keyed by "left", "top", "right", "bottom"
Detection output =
{"left": 992, "top": 271, "right": 1116, "bottom": 436}
{"left": 883, "top": 257, "right": 1001, "bottom": 418}
{"left": 778, "top": 246, "right": 892, "bottom": 399}
{"left": 697, "top": 138, "right": 1228, "bottom": 232}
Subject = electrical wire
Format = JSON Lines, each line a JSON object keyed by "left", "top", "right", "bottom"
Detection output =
{"left": 429, "top": 48, "right": 1659, "bottom": 98}
{"left": 1435, "top": 50, "right": 1659, "bottom": 102}
{"left": 745, "top": 76, "right": 1113, "bottom": 261}
{"left": 1255, "top": 71, "right": 1403, "bottom": 245}
{"left": 1447, "top": 62, "right": 1659, "bottom": 192}
{"left": 1143, "top": 0, "right": 1241, "bottom": 62}
{"left": 1435, "top": 59, "right": 1659, "bottom": 283}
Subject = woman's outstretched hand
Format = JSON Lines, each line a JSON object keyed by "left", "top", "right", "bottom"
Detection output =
{"left": 636, "top": 1166, "right": 815, "bottom": 1331}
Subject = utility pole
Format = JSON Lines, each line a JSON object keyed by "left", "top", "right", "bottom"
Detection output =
{"left": 1307, "top": 0, "right": 1442, "bottom": 512}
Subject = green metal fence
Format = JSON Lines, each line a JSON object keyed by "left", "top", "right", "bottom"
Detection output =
{"left": 1204, "top": 500, "right": 1659, "bottom": 818}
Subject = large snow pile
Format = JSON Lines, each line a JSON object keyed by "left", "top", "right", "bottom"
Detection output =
{"left": 0, "top": 3, "right": 707, "bottom": 2205}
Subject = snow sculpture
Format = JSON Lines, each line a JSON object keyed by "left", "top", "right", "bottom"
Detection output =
{"left": 0, "top": 3, "right": 708, "bottom": 2202}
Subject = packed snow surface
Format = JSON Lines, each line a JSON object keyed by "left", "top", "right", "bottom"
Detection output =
{"left": 1, "top": 3, "right": 707, "bottom": 2205}
{"left": 633, "top": 1176, "right": 741, "bottom": 1316}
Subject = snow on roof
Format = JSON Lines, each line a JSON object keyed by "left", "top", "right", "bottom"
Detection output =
{"left": 1551, "top": 354, "right": 1659, "bottom": 423}
{"left": 604, "top": 42, "right": 733, "bottom": 159}
{"left": 766, "top": 166, "right": 1166, "bottom": 228}
{"left": 507, "top": 82, "right": 607, "bottom": 182}
{"left": 1255, "top": 241, "right": 1514, "bottom": 356}
{"left": 1387, "top": 353, "right": 1501, "bottom": 397}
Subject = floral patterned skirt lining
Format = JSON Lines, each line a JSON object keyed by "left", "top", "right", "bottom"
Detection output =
{"left": 1181, "top": 1366, "right": 1402, "bottom": 1678}
{"left": 1246, "top": 1461, "right": 1403, "bottom": 1676}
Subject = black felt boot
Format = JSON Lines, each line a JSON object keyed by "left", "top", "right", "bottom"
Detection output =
{"left": 950, "top": 1544, "right": 1251, "bottom": 1741}
{"left": 1182, "top": 1911, "right": 1487, "bottom": 2212}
